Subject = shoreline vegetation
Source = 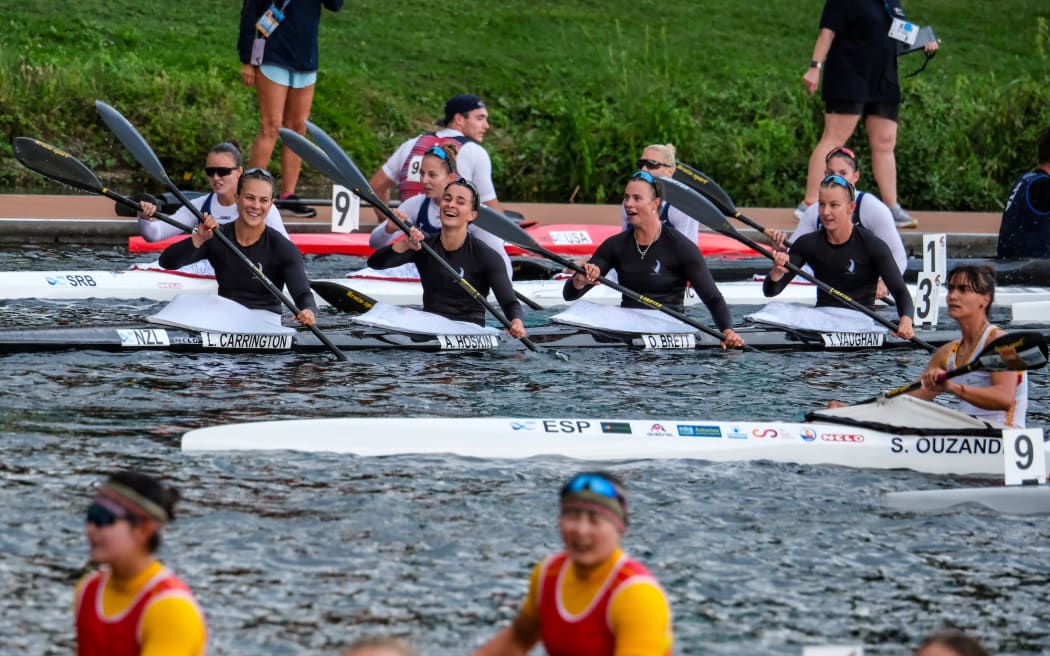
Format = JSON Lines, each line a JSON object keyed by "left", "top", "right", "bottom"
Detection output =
{"left": 1, "top": 1, "right": 1048, "bottom": 211}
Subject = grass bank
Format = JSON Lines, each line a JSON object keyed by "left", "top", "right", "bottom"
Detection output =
{"left": 2, "top": 1, "right": 1048, "bottom": 211}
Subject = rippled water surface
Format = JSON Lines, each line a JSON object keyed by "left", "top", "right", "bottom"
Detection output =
{"left": 1, "top": 245, "right": 1048, "bottom": 655}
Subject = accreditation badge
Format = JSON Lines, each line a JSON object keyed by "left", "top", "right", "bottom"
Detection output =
{"left": 888, "top": 18, "right": 919, "bottom": 46}
{"left": 255, "top": 4, "right": 286, "bottom": 38}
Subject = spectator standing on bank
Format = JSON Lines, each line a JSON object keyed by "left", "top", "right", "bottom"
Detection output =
{"left": 238, "top": 0, "right": 344, "bottom": 218}
{"left": 796, "top": 0, "right": 939, "bottom": 229}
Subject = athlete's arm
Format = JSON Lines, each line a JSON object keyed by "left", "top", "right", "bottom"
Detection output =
{"left": 264, "top": 205, "right": 290, "bottom": 238}
{"left": 139, "top": 596, "right": 206, "bottom": 656}
{"left": 608, "top": 580, "right": 673, "bottom": 656}
{"left": 911, "top": 344, "right": 952, "bottom": 400}
{"left": 139, "top": 204, "right": 197, "bottom": 243}
{"left": 861, "top": 199, "right": 907, "bottom": 274}
{"left": 368, "top": 168, "right": 397, "bottom": 223}
{"left": 682, "top": 245, "right": 732, "bottom": 331}
{"left": 471, "top": 563, "right": 542, "bottom": 656}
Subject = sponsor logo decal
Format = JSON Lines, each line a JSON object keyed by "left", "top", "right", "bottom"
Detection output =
{"left": 677, "top": 424, "right": 722, "bottom": 438}
{"left": 438, "top": 334, "right": 500, "bottom": 350}
{"left": 542, "top": 420, "right": 592, "bottom": 433}
{"left": 820, "top": 332, "right": 885, "bottom": 348}
{"left": 800, "top": 428, "right": 817, "bottom": 442}
{"left": 157, "top": 282, "right": 184, "bottom": 289}
{"left": 891, "top": 436, "right": 1002, "bottom": 455}
{"left": 751, "top": 428, "right": 778, "bottom": 438}
{"left": 726, "top": 425, "right": 747, "bottom": 440}
{"left": 641, "top": 333, "right": 696, "bottom": 350}
{"left": 821, "top": 433, "right": 865, "bottom": 443}
{"left": 510, "top": 421, "right": 536, "bottom": 431}
{"left": 549, "top": 230, "right": 593, "bottom": 245}
{"left": 647, "top": 423, "right": 673, "bottom": 437}
{"left": 601, "top": 422, "right": 632, "bottom": 434}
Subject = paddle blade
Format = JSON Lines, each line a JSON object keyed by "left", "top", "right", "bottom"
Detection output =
{"left": 12, "top": 137, "right": 106, "bottom": 195}
{"left": 279, "top": 129, "right": 352, "bottom": 189}
{"left": 309, "top": 281, "right": 376, "bottom": 314}
{"left": 673, "top": 162, "right": 737, "bottom": 215}
{"left": 475, "top": 207, "right": 540, "bottom": 250}
{"left": 658, "top": 175, "right": 737, "bottom": 236}
{"left": 95, "top": 100, "right": 172, "bottom": 188}
{"left": 975, "top": 331, "right": 1048, "bottom": 372}
{"left": 304, "top": 121, "right": 378, "bottom": 202}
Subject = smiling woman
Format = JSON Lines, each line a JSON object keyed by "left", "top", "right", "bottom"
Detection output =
{"left": 471, "top": 471, "right": 673, "bottom": 656}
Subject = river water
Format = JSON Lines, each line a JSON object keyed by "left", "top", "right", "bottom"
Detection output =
{"left": 0, "top": 246, "right": 1047, "bottom": 655}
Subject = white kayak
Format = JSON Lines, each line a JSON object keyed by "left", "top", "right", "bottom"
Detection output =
{"left": 0, "top": 269, "right": 217, "bottom": 300}
{"left": 182, "top": 397, "right": 1042, "bottom": 477}
{"left": 884, "top": 486, "right": 1050, "bottom": 515}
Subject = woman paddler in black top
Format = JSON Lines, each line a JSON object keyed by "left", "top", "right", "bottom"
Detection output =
{"left": 765, "top": 174, "right": 916, "bottom": 340}
{"left": 159, "top": 167, "right": 318, "bottom": 326}
{"left": 563, "top": 170, "right": 745, "bottom": 349}
{"left": 367, "top": 179, "right": 527, "bottom": 338}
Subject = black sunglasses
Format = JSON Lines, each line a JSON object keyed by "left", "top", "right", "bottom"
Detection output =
{"left": 242, "top": 167, "right": 275, "bottom": 181}
{"left": 637, "top": 158, "right": 671, "bottom": 170}
{"left": 447, "top": 179, "right": 480, "bottom": 211}
{"left": 204, "top": 166, "right": 236, "bottom": 178}
{"left": 85, "top": 502, "right": 132, "bottom": 527}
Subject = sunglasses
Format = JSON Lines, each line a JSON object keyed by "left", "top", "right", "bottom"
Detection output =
{"left": 824, "top": 146, "right": 856, "bottom": 163}
{"left": 204, "top": 166, "right": 236, "bottom": 178}
{"left": 85, "top": 502, "right": 132, "bottom": 528}
{"left": 242, "top": 167, "right": 275, "bottom": 181}
{"left": 447, "top": 178, "right": 479, "bottom": 211}
{"left": 821, "top": 174, "right": 856, "bottom": 201}
{"left": 637, "top": 158, "right": 671, "bottom": 170}
{"left": 562, "top": 473, "right": 621, "bottom": 500}
{"left": 425, "top": 146, "right": 449, "bottom": 160}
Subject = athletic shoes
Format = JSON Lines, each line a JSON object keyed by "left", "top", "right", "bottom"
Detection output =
{"left": 793, "top": 201, "right": 809, "bottom": 222}
{"left": 891, "top": 204, "right": 918, "bottom": 229}
{"left": 278, "top": 194, "right": 317, "bottom": 219}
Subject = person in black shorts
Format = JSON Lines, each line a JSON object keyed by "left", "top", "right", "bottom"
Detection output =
{"left": 766, "top": 174, "right": 915, "bottom": 339}
{"left": 563, "top": 171, "right": 745, "bottom": 349}
{"left": 159, "top": 168, "right": 318, "bottom": 326}
{"left": 367, "top": 179, "right": 526, "bottom": 337}
{"left": 797, "top": 0, "right": 939, "bottom": 228}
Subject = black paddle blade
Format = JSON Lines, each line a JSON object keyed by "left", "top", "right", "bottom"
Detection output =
{"left": 673, "top": 162, "right": 737, "bottom": 215}
{"left": 474, "top": 207, "right": 540, "bottom": 250}
{"left": 308, "top": 281, "right": 376, "bottom": 314}
{"left": 304, "top": 121, "right": 377, "bottom": 201}
{"left": 657, "top": 175, "right": 737, "bottom": 236}
{"left": 95, "top": 100, "right": 172, "bottom": 188}
{"left": 977, "top": 331, "right": 1048, "bottom": 372}
{"left": 279, "top": 129, "right": 351, "bottom": 189}
{"left": 12, "top": 137, "right": 105, "bottom": 195}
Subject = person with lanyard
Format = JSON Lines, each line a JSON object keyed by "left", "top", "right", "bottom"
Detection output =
{"left": 772, "top": 145, "right": 906, "bottom": 299}
{"left": 367, "top": 94, "right": 504, "bottom": 223}
{"left": 627, "top": 144, "right": 699, "bottom": 245}
{"left": 471, "top": 471, "right": 673, "bottom": 656}
{"left": 765, "top": 174, "right": 916, "bottom": 339}
{"left": 796, "top": 0, "right": 940, "bottom": 229}
{"left": 997, "top": 126, "right": 1050, "bottom": 258}
{"left": 909, "top": 265, "right": 1028, "bottom": 428}
{"left": 75, "top": 470, "right": 206, "bottom": 655}
{"left": 238, "top": 0, "right": 344, "bottom": 218}
{"left": 366, "top": 178, "right": 526, "bottom": 338}
{"left": 137, "top": 142, "right": 288, "bottom": 276}
{"left": 368, "top": 143, "right": 512, "bottom": 279}
{"left": 159, "top": 167, "right": 318, "bottom": 326}
{"left": 564, "top": 171, "right": 745, "bottom": 350}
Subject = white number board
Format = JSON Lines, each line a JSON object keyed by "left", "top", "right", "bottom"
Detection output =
{"left": 1003, "top": 428, "right": 1046, "bottom": 486}
{"left": 331, "top": 185, "right": 360, "bottom": 233}
{"left": 803, "top": 647, "right": 864, "bottom": 656}
{"left": 922, "top": 233, "right": 947, "bottom": 280}
{"left": 912, "top": 272, "right": 941, "bottom": 327}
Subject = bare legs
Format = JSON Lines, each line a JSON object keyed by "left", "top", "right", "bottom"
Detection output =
{"left": 249, "top": 73, "right": 316, "bottom": 197}
{"left": 866, "top": 114, "right": 899, "bottom": 208}
{"left": 803, "top": 113, "right": 860, "bottom": 205}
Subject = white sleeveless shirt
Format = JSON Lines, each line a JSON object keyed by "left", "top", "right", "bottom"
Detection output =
{"left": 947, "top": 324, "right": 1028, "bottom": 428}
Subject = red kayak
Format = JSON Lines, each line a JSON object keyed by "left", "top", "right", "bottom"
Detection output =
{"left": 128, "top": 224, "right": 756, "bottom": 259}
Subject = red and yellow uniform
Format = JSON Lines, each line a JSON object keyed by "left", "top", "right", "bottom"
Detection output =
{"left": 517, "top": 548, "right": 672, "bottom": 656}
{"left": 75, "top": 560, "right": 206, "bottom": 656}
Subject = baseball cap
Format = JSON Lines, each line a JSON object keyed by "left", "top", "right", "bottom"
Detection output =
{"left": 436, "top": 94, "right": 486, "bottom": 126}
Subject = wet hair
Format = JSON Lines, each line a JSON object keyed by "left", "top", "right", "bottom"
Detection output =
{"left": 342, "top": 635, "right": 416, "bottom": 656}
{"left": 1037, "top": 127, "right": 1050, "bottom": 164}
{"left": 642, "top": 143, "right": 677, "bottom": 168}
{"left": 424, "top": 142, "right": 459, "bottom": 175}
{"left": 824, "top": 145, "right": 859, "bottom": 173}
{"left": 947, "top": 264, "right": 996, "bottom": 317}
{"left": 446, "top": 178, "right": 480, "bottom": 211}
{"left": 209, "top": 141, "right": 243, "bottom": 168}
{"left": 106, "top": 470, "right": 180, "bottom": 553}
{"left": 237, "top": 167, "right": 277, "bottom": 196}
{"left": 915, "top": 629, "right": 990, "bottom": 656}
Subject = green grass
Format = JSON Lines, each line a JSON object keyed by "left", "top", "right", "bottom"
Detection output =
{"left": 2, "top": 1, "right": 1049, "bottom": 210}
